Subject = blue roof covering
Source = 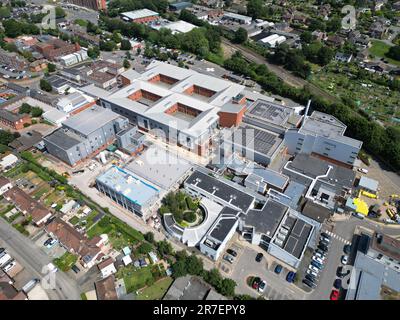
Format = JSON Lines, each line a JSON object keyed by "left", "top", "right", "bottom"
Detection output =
{"left": 96, "top": 166, "right": 159, "bottom": 206}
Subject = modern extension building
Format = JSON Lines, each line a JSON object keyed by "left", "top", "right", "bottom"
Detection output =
{"left": 83, "top": 61, "right": 246, "bottom": 156}
{"left": 96, "top": 166, "right": 160, "bottom": 219}
{"left": 284, "top": 111, "right": 362, "bottom": 167}
{"left": 44, "top": 106, "right": 129, "bottom": 166}
{"left": 121, "top": 9, "right": 160, "bottom": 24}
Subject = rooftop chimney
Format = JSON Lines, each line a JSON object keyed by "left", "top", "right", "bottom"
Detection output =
{"left": 302, "top": 99, "right": 311, "bottom": 127}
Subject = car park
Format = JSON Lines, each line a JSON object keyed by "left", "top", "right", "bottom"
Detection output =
{"left": 316, "top": 249, "right": 327, "bottom": 257}
{"left": 341, "top": 255, "right": 349, "bottom": 265}
{"left": 45, "top": 239, "right": 58, "bottom": 249}
{"left": 274, "top": 264, "right": 283, "bottom": 274}
{"left": 226, "top": 249, "right": 237, "bottom": 257}
{"left": 286, "top": 271, "right": 296, "bottom": 283}
{"left": 318, "top": 243, "right": 329, "bottom": 252}
{"left": 320, "top": 232, "right": 331, "bottom": 240}
{"left": 330, "top": 289, "right": 340, "bottom": 300}
{"left": 314, "top": 252, "right": 326, "bottom": 260}
{"left": 320, "top": 239, "right": 330, "bottom": 247}
{"left": 258, "top": 280, "right": 266, "bottom": 293}
{"left": 255, "top": 253, "right": 263, "bottom": 262}
{"left": 336, "top": 266, "right": 350, "bottom": 278}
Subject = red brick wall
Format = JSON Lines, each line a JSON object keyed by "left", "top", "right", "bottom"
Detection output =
{"left": 132, "top": 16, "right": 158, "bottom": 24}
{"left": 218, "top": 107, "right": 246, "bottom": 128}
{"left": 70, "top": 101, "right": 97, "bottom": 116}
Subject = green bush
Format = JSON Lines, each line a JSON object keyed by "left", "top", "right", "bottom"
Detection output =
{"left": 183, "top": 211, "right": 196, "bottom": 223}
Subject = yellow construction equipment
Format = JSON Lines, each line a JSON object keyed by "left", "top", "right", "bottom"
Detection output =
{"left": 386, "top": 208, "right": 395, "bottom": 219}
{"left": 361, "top": 190, "right": 377, "bottom": 199}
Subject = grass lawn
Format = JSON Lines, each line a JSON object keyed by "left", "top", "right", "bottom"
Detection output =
{"left": 68, "top": 216, "right": 80, "bottom": 225}
{"left": 116, "top": 265, "right": 154, "bottom": 293}
{"left": 53, "top": 252, "right": 78, "bottom": 272}
{"left": 369, "top": 40, "right": 400, "bottom": 66}
{"left": 87, "top": 215, "right": 144, "bottom": 250}
{"left": 32, "top": 185, "right": 51, "bottom": 199}
{"left": 136, "top": 277, "right": 173, "bottom": 300}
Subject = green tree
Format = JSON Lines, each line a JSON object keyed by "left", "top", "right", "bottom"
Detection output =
{"left": 247, "top": 0, "right": 264, "bottom": 19}
{"left": 300, "top": 31, "right": 313, "bottom": 44}
{"left": 55, "top": 6, "right": 66, "bottom": 19}
{"left": 31, "top": 107, "right": 43, "bottom": 117}
{"left": 99, "top": 40, "right": 116, "bottom": 51}
{"left": 87, "top": 46, "right": 100, "bottom": 59}
{"left": 233, "top": 27, "right": 248, "bottom": 44}
{"left": 123, "top": 58, "right": 131, "bottom": 69}
{"left": 138, "top": 242, "right": 153, "bottom": 254}
{"left": 47, "top": 63, "right": 56, "bottom": 73}
{"left": 387, "top": 45, "right": 400, "bottom": 61}
{"left": 157, "top": 240, "right": 173, "bottom": 257}
{"left": 185, "top": 255, "right": 203, "bottom": 276}
{"left": 40, "top": 79, "right": 52, "bottom": 92}
{"left": 19, "top": 103, "right": 32, "bottom": 114}
{"left": 218, "top": 278, "right": 236, "bottom": 297}
{"left": 172, "top": 260, "right": 188, "bottom": 278}
{"left": 144, "top": 232, "right": 154, "bottom": 243}
{"left": 120, "top": 39, "right": 132, "bottom": 50}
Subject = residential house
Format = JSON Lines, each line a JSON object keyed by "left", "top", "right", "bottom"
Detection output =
{"left": 0, "top": 177, "right": 12, "bottom": 196}
{"left": 95, "top": 275, "right": 118, "bottom": 300}
{"left": 0, "top": 110, "right": 31, "bottom": 130}
{"left": 335, "top": 52, "right": 353, "bottom": 63}
{"left": 326, "top": 35, "right": 346, "bottom": 47}
{"left": 369, "top": 21, "right": 388, "bottom": 39}
{"left": 3, "top": 187, "right": 53, "bottom": 226}
{"left": 97, "top": 257, "right": 117, "bottom": 279}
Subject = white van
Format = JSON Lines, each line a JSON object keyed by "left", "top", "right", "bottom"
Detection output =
{"left": 0, "top": 253, "right": 12, "bottom": 267}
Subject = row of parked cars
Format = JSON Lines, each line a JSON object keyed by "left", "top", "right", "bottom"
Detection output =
{"left": 330, "top": 243, "right": 353, "bottom": 300}
{"left": 223, "top": 248, "right": 238, "bottom": 264}
{"left": 0, "top": 247, "right": 17, "bottom": 274}
{"left": 302, "top": 232, "right": 332, "bottom": 290}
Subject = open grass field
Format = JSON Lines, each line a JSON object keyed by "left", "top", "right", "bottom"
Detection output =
{"left": 136, "top": 277, "right": 173, "bottom": 300}
{"left": 369, "top": 40, "right": 400, "bottom": 67}
{"left": 116, "top": 265, "right": 154, "bottom": 294}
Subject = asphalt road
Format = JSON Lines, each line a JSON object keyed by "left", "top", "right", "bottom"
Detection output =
{"left": 0, "top": 218, "right": 81, "bottom": 300}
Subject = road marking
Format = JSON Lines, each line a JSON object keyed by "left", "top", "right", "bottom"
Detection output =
{"left": 324, "top": 230, "right": 351, "bottom": 245}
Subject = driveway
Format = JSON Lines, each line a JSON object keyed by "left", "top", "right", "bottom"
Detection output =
{"left": 229, "top": 245, "right": 308, "bottom": 300}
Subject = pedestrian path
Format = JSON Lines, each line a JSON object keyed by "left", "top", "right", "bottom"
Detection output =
{"left": 323, "top": 230, "right": 351, "bottom": 245}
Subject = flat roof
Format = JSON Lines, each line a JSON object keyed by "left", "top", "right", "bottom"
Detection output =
{"left": 245, "top": 199, "right": 287, "bottom": 237}
{"left": 124, "top": 145, "right": 192, "bottom": 191}
{"left": 43, "top": 128, "right": 81, "bottom": 150}
{"left": 185, "top": 170, "right": 254, "bottom": 212}
{"left": 121, "top": 9, "right": 159, "bottom": 20}
{"left": 301, "top": 200, "right": 332, "bottom": 223}
{"left": 233, "top": 124, "right": 283, "bottom": 157}
{"left": 282, "top": 216, "right": 313, "bottom": 258}
{"left": 246, "top": 99, "right": 293, "bottom": 126}
{"left": 284, "top": 153, "right": 356, "bottom": 193}
{"left": 209, "top": 207, "right": 239, "bottom": 242}
{"left": 62, "top": 105, "right": 121, "bottom": 136}
{"left": 299, "top": 111, "right": 362, "bottom": 149}
{"left": 359, "top": 176, "right": 379, "bottom": 192}
{"left": 96, "top": 166, "right": 159, "bottom": 207}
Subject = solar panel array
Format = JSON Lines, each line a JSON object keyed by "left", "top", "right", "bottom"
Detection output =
{"left": 249, "top": 101, "right": 291, "bottom": 125}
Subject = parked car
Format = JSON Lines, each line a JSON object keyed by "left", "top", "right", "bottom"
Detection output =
{"left": 274, "top": 264, "right": 283, "bottom": 274}
{"left": 71, "top": 265, "right": 81, "bottom": 274}
{"left": 316, "top": 249, "right": 327, "bottom": 257}
{"left": 0, "top": 248, "right": 4, "bottom": 254}
{"left": 223, "top": 254, "right": 234, "bottom": 264}
{"left": 286, "top": 271, "right": 296, "bottom": 283}
{"left": 319, "top": 239, "right": 330, "bottom": 247}
{"left": 314, "top": 252, "right": 326, "bottom": 260}
{"left": 309, "top": 265, "right": 320, "bottom": 273}
{"left": 320, "top": 235, "right": 331, "bottom": 243}
{"left": 358, "top": 168, "right": 368, "bottom": 174}
{"left": 3, "top": 260, "right": 16, "bottom": 273}
{"left": 312, "top": 256, "right": 324, "bottom": 265}
{"left": 305, "top": 274, "right": 317, "bottom": 283}
{"left": 307, "top": 269, "right": 319, "bottom": 278}
{"left": 43, "top": 238, "right": 53, "bottom": 246}
{"left": 333, "top": 278, "right": 342, "bottom": 289}
{"left": 226, "top": 249, "right": 237, "bottom": 257}
{"left": 303, "top": 278, "right": 316, "bottom": 289}
{"left": 258, "top": 280, "right": 266, "bottom": 293}
{"left": 336, "top": 266, "right": 350, "bottom": 278}
{"left": 341, "top": 255, "right": 349, "bottom": 265}
{"left": 330, "top": 289, "right": 340, "bottom": 300}
{"left": 343, "top": 244, "right": 352, "bottom": 255}
{"left": 320, "top": 232, "right": 331, "bottom": 240}
{"left": 311, "top": 260, "right": 324, "bottom": 270}
{"left": 46, "top": 239, "right": 58, "bottom": 249}
{"left": 318, "top": 244, "right": 329, "bottom": 252}
{"left": 252, "top": 277, "right": 261, "bottom": 290}
{"left": 255, "top": 253, "right": 263, "bottom": 262}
